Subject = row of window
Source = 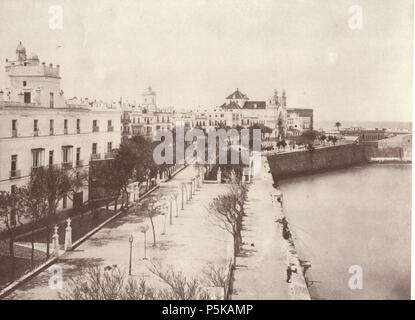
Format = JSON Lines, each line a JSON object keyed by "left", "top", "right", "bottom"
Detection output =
{"left": 9, "top": 142, "right": 113, "bottom": 178}
{"left": 21, "top": 90, "right": 54, "bottom": 108}
{"left": 11, "top": 119, "right": 116, "bottom": 137}
{"left": 131, "top": 116, "right": 171, "bottom": 124}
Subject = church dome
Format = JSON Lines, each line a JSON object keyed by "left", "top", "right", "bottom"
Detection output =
{"left": 29, "top": 52, "right": 39, "bottom": 60}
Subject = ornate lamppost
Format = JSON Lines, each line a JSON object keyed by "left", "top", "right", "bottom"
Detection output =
{"left": 140, "top": 225, "right": 149, "bottom": 260}
{"left": 128, "top": 235, "right": 134, "bottom": 275}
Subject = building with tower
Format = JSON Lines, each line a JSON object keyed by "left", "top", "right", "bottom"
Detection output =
{"left": 0, "top": 42, "right": 122, "bottom": 213}
{"left": 141, "top": 86, "right": 157, "bottom": 112}
{"left": 122, "top": 86, "right": 175, "bottom": 138}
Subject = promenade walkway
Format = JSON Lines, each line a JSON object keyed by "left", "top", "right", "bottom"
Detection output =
{"left": 4, "top": 165, "right": 232, "bottom": 300}
{"left": 232, "top": 172, "right": 291, "bottom": 300}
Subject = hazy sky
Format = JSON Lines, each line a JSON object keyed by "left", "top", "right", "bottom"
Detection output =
{"left": 0, "top": 0, "right": 413, "bottom": 122}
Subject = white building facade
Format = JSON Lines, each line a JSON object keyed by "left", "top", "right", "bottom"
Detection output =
{"left": 0, "top": 43, "right": 122, "bottom": 211}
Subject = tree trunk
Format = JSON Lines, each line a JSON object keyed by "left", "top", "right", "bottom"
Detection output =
{"left": 149, "top": 216, "right": 156, "bottom": 247}
{"left": 8, "top": 229, "right": 15, "bottom": 281}
{"left": 31, "top": 229, "right": 35, "bottom": 269}
{"left": 233, "top": 235, "right": 239, "bottom": 265}
{"left": 46, "top": 224, "right": 51, "bottom": 259}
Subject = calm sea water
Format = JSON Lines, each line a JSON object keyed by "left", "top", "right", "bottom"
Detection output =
{"left": 279, "top": 164, "right": 411, "bottom": 300}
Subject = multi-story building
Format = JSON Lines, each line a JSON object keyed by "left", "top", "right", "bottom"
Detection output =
{"left": 286, "top": 108, "right": 314, "bottom": 136}
{"left": 122, "top": 87, "right": 314, "bottom": 141}
{"left": 218, "top": 88, "right": 313, "bottom": 138}
{"left": 0, "top": 42, "right": 122, "bottom": 211}
{"left": 122, "top": 88, "right": 174, "bottom": 139}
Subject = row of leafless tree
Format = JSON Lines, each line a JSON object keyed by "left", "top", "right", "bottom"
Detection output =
{"left": 61, "top": 262, "right": 228, "bottom": 300}
{"left": 208, "top": 171, "right": 249, "bottom": 264}
{"left": 0, "top": 134, "right": 178, "bottom": 284}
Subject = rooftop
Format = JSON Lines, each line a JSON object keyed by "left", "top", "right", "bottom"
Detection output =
{"left": 226, "top": 88, "right": 249, "bottom": 100}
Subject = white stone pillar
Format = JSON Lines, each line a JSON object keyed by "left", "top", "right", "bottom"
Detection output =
{"left": 52, "top": 225, "right": 60, "bottom": 257}
{"left": 65, "top": 218, "right": 72, "bottom": 251}
{"left": 217, "top": 167, "right": 222, "bottom": 183}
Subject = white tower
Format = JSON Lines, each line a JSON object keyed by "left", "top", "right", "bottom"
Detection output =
{"left": 142, "top": 86, "right": 157, "bottom": 112}
{"left": 16, "top": 41, "right": 27, "bottom": 63}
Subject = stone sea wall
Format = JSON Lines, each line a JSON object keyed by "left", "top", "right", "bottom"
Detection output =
{"left": 267, "top": 144, "right": 368, "bottom": 181}
{"left": 262, "top": 158, "right": 311, "bottom": 299}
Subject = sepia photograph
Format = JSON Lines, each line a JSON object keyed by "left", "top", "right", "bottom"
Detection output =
{"left": 0, "top": 0, "right": 413, "bottom": 306}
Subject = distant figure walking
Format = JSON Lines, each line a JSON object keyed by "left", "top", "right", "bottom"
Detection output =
{"left": 277, "top": 196, "right": 283, "bottom": 208}
{"left": 283, "top": 227, "right": 291, "bottom": 240}
{"left": 286, "top": 264, "right": 297, "bottom": 283}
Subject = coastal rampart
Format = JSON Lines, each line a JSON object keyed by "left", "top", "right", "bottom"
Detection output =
{"left": 267, "top": 144, "right": 367, "bottom": 181}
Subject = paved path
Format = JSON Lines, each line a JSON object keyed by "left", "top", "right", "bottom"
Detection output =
{"left": 5, "top": 165, "right": 232, "bottom": 300}
{"left": 232, "top": 172, "right": 291, "bottom": 300}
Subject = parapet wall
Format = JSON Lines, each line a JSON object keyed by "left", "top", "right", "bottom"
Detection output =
{"left": 267, "top": 144, "right": 368, "bottom": 181}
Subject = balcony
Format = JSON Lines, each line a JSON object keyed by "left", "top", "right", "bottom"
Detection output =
{"left": 31, "top": 166, "right": 43, "bottom": 175}
{"left": 34, "top": 130, "right": 39, "bottom": 136}
{"left": 64, "top": 128, "right": 68, "bottom": 135}
{"left": 93, "top": 126, "right": 99, "bottom": 132}
{"left": 76, "top": 160, "right": 84, "bottom": 167}
{"left": 105, "top": 152, "right": 115, "bottom": 159}
{"left": 108, "top": 126, "right": 114, "bottom": 132}
{"left": 12, "top": 129, "right": 17, "bottom": 138}
{"left": 9, "top": 170, "right": 21, "bottom": 179}
{"left": 90, "top": 153, "right": 101, "bottom": 160}
{"left": 62, "top": 162, "right": 73, "bottom": 169}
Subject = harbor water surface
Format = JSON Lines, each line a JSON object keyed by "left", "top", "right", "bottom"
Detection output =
{"left": 279, "top": 164, "right": 411, "bottom": 300}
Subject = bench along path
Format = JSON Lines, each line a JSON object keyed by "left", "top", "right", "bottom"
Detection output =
{"left": 5, "top": 165, "right": 232, "bottom": 300}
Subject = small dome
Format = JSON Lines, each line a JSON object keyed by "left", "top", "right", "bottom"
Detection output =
{"left": 29, "top": 52, "right": 39, "bottom": 60}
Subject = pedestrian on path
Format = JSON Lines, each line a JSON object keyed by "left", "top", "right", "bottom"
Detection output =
{"left": 286, "top": 264, "right": 297, "bottom": 283}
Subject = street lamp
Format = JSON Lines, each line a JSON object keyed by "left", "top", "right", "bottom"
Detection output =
{"left": 173, "top": 193, "right": 179, "bottom": 217}
{"left": 161, "top": 211, "right": 167, "bottom": 235}
{"left": 169, "top": 196, "right": 173, "bottom": 225}
{"left": 140, "top": 225, "right": 149, "bottom": 260}
{"left": 181, "top": 183, "right": 185, "bottom": 209}
{"left": 128, "top": 235, "right": 134, "bottom": 275}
